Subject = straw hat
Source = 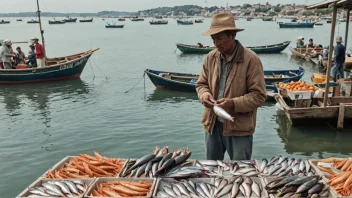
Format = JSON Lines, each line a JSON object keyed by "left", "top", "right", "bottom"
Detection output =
{"left": 202, "top": 13, "right": 244, "bottom": 36}
{"left": 336, "top": 36, "right": 343, "bottom": 43}
{"left": 32, "top": 37, "right": 39, "bottom": 41}
{"left": 4, "top": 39, "right": 12, "bottom": 45}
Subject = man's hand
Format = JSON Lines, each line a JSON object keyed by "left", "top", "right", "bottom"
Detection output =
{"left": 216, "top": 98, "right": 234, "bottom": 112}
{"left": 201, "top": 93, "right": 216, "bottom": 108}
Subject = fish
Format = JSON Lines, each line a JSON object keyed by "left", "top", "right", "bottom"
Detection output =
{"left": 217, "top": 184, "right": 233, "bottom": 197}
{"left": 128, "top": 153, "right": 156, "bottom": 171}
{"left": 260, "top": 159, "right": 268, "bottom": 172}
{"left": 42, "top": 183, "right": 64, "bottom": 196}
{"left": 164, "top": 186, "right": 177, "bottom": 197}
{"left": 266, "top": 176, "right": 299, "bottom": 190}
{"left": 230, "top": 182, "right": 240, "bottom": 198}
{"left": 243, "top": 182, "right": 252, "bottom": 197}
{"left": 28, "top": 189, "right": 50, "bottom": 196}
{"left": 174, "top": 149, "right": 192, "bottom": 165}
{"left": 239, "top": 184, "right": 246, "bottom": 197}
{"left": 278, "top": 168, "right": 292, "bottom": 177}
{"left": 299, "top": 160, "right": 306, "bottom": 172}
{"left": 252, "top": 182, "right": 261, "bottom": 197}
{"left": 158, "top": 153, "right": 172, "bottom": 169}
{"left": 155, "top": 158, "right": 176, "bottom": 176}
{"left": 64, "top": 181, "right": 79, "bottom": 195}
{"left": 196, "top": 184, "right": 207, "bottom": 198}
{"left": 135, "top": 163, "right": 148, "bottom": 177}
{"left": 199, "top": 182, "right": 211, "bottom": 197}
{"left": 268, "top": 165, "right": 281, "bottom": 175}
{"left": 151, "top": 162, "right": 159, "bottom": 177}
{"left": 296, "top": 178, "right": 318, "bottom": 194}
{"left": 267, "top": 156, "right": 280, "bottom": 167}
{"left": 28, "top": 180, "right": 88, "bottom": 198}
{"left": 188, "top": 180, "right": 196, "bottom": 192}
{"left": 214, "top": 179, "right": 228, "bottom": 195}
{"left": 305, "top": 160, "right": 311, "bottom": 173}
{"left": 213, "top": 105, "right": 234, "bottom": 122}
{"left": 144, "top": 161, "right": 154, "bottom": 176}
{"left": 157, "top": 191, "right": 170, "bottom": 197}
{"left": 53, "top": 181, "right": 72, "bottom": 196}
{"left": 277, "top": 156, "right": 288, "bottom": 165}
{"left": 285, "top": 176, "right": 319, "bottom": 187}
{"left": 175, "top": 183, "right": 190, "bottom": 196}
{"left": 171, "top": 184, "right": 182, "bottom": 197}
{"left": 183, "top": 181, "right": 197, "bottom": 195}
{"left": 308, "top": 183, "right": 324, "bottom": 195}
{"left": 198, "top": 160, "right": 219, "bottom": 167}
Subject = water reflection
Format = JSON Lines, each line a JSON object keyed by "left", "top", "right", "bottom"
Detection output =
{"left": 175, "top": 53, "right": 205, "bottom": 64}
{"left": 146, "top": 88, "right": 198, "bottom": 103}
{"left": 275, "top": 115, "right": 352, "bottom": 157}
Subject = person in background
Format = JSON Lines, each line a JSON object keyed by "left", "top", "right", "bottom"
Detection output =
{"left": 306, "top": 38, "right": 315, "bottom": 48}
{"left": 196, "top": 13, "right": 266, "bottom": 161}
{"left": 197, "top": 42, "right": 204, "bottom": 48}
{"left": 0, "top": 39, "right": 15, "bottom": 69}
{"left": 15, "top": 47, "right": 26, "bottom": 65}
{"left": 32, "top": 38, "right": 45, "bottom": 68}
{"left": 28, "top": 45, "right": 37, "bottom": 67}
{"left": 0, "top": 42, "right": 3, "bottom": 68}
{"left": 323, "top": 46, "right": 329, "bottom": 60}
{"left": 296, "top": 37, "right": 304, "bottom": 48}
{"left": 331, "top": 36, "right": 346, "bottom": 81}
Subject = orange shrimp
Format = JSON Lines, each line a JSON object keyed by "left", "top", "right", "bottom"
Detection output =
{"left": 88, "top": 164, "right": 111, "bottom": 176}
{"left": 91, "top": 189, "right": 101, "bottom": 196}
{"left": 83, "top": 162, "right": 94, "bottom": 177}
{"left": 342, "top": 160, "right": 352, "bottom": 171}
{"left": 94, "top": 151, "right": 104, "bottom": 159}
{"left": 110, "top": 185, "right": 148, "bottom": 196}
{"left": 331, "top": 172, "right": 352, "bottom": 186}
{"left": 80, "top": 154, "right": 97, "bottom": 161}
{"left": 320, "top": 157, "right": 337, "bottom": 163}
{"left": 118, "top": 182, "right": 150, "bottom": 192}
{"left": 317, "top": 166, "right": 336, "bottom": 175}
{"left": 102, "top": 188, "right": 121, "bottom": 197}
{"left": 344, "top": 172, "right": 352, "bottom": 189}
{"left": 336, "top": 158, "right": 348, "bottom": 169}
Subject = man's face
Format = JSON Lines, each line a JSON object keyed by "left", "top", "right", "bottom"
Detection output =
{"left": 310, "top": 40, "right": 313, "bottom": 44}
{"left": 16, "top": 49, "right": 20, "bottom": 53}
{"left": 211, "top": 31, "right": 235, "bottom": 53}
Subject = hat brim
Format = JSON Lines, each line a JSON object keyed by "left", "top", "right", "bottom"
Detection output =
{"left": 31, "top": 38, "right": 39, "bottom": 40}
{"left": 202, "top": 27, "right": 244, "bottom": 36}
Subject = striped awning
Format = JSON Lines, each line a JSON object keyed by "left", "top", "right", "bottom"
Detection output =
{"left": 306, "top": 0, "right": 352, "bottom": 10}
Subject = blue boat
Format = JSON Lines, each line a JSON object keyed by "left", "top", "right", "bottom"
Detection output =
{"left": 177, "top": 20, "right": 194, "bottom": 25}
{"left": 279, "top": 22, "right": 315, "bottom": 28}
{"left": 0, "top": 49, "right": 99, "bottom": 84}
{"left": 145, "top": 67, "right": 304, "bottom": 92}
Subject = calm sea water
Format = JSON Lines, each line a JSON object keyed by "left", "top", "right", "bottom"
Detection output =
{"left": 1, "top": 17, "right": 352, "bottom": 197}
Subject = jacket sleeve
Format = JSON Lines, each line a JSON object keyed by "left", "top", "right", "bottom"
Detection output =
{"left": 196, "top": 56, "right": 211, "bottom": 101}
{"left": 232, "top": 56, "right": 266, "bottom": 113}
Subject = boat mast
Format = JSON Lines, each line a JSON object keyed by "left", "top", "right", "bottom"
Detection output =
{"left": 36, "top": 0, "right": 46, "bottom": 58}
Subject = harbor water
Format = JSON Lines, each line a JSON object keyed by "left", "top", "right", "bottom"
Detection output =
{"left": 1, "top": 17, "right": 352, "bottom": 197}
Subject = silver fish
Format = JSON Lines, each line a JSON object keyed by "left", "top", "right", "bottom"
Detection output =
{"left": 45, "top": 189, "right": 62, "bottom": 196}
{"left": 243, "top": 182, "right": 252, "bottom": 197}
{"left": 188, "top": 180, "right": 196, "bottom": 191}
{"left": 183, "top": 181, "right": 197, "bottom": 195}
{"left": 296, "top": 178, "right": 318, "bottom": 193}
{"left": 199, "top": 160, "right": 218, "bottom": 166}
{"left": 232, "top": 163, "right": 239, "bottom": 173}
{"left": 42, "top": 183, "right": 64, "bottom": 196}
{"left": 319, "top": 190, "right": 329, "bottom": 197}
{"left": 200, "top": 183, "right": 211, "bottom": 198}
{"left": 190, "top": 192, "right": 198, "bottom": 198}
{"left": 239, "top": 184, "right": 246, "bottom": 197}
{"left": 244, "top": 171, "right": 259, "bottom": 177}
{"left": 260, "top": 159, "right": 268, "bottom": 172}
{"left": 196, "top": 184, "right": 207, "bottom": 198}
{"left": 263, "top": 166, "right": 269, "bottom": 174}
{"left": 268, "top": 165, "right": 281, "bottom": 175}
{"left": 29, "top": 189, "right": 49, "bottom": 196}
{"left": 164, "top": 186, "right": 177, "bottom": 197}
{"left": 305, "top": 160, "right": 311, "bottom": 173}
{"left": 234, "top": 167, "right": 256, "bottom": 174}
{"left": 267, "top": 156, "right": 280, "bottom": 167}
{"left": 54, "top": 181, "right": 72, "bottom": 195}
{"left": 72, "top": 180, "right": 84, "bottom": 186}
{"left": 299, "top": 160, "right": 305, "bottom": 172}
{"left": 171, "top": 184, "right": 182, "bottom": 197}
{"left": 292, "top": 164, "right": 300, "bottom": 174}
{"left": 64, "top": 181, "right": 79, "bottom": 195}
{"left": 252, "top": 181, "right": 261, "bottom": 197}
{"left": 278, "top": 156, "right": 288, "bottom": 165}
{"left": 278, "top": 168, "right": 292, "bottom": 177}
{"left": 215, "top": 178, "right": 221, "bottom": 188}
{"left": 217, "top": 184, "right": 233, "bottom": 197}
{"left": 214, "top": 179, "right": 228, "bottom": 195}
{"left": 231, "top": 182, "right": 240, "bottom": 198}
{"left": 244, "top": 177, "right": 253, "bottom": 185}
{"left": 213, "top": 105, "right": 234, "bottom": 122}
{"left": 235, "top": 176, "right": 243, "bottom": 184}
{"left": 276, "top": 156, "right": 284, "bottom": 165}
{"left": 175, "top": 183, "right": 190, "bottom": 196}
{"left": 287, "top": 158, "right": 294, "bottom": 166}
{"left": 157, "top": 191, "right": 170, "bottom": 197}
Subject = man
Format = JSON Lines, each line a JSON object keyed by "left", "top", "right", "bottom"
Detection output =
{"left": 15, "top": 47, "right": 26, "bottom": 65}
{"left": 331, "top": 36, "right": 346, "bottom": 81}
{"left": 296, "top": 37, "right": 304, "bottom": 48}
{"left": 196, "top": 13, "right": 266, "bottom": 161}
{"left": 32, "top": 38, "right": 45, "bottom": 68}
{"left": 306, "top": 39, "right": 315, "bottom": 48}
{"left": 0, "top": 39, "right": 15, "bottom": 69}
{"left": 28, "top": 45, "right": 37, "bottom": 67}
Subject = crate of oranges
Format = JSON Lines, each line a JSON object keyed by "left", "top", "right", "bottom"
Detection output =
{"left": 278, "top": 81, "right": 315, "bottom": 100}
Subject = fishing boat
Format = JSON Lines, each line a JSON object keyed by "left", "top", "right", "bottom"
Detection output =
{"left": 327, "top": 20, "right": 332, "bottom": 23}
{"left": 0, "top": 0, "right": 99, "bottom": 84}
{"left": 279, "top": 22, "right": 315, "bottom": 28}
{"left": 105, "top": 22, "right": 124, "bottom": 28}
{"left": 144, "top": 68, "right": 304, "bottom": 92}
{"left": 246, "top": 18, "right": 252, "bottom": 21}
{"left": 339, "top": 18, "right": 347, "bottom": 22}
{"left": 63, "top": 17, "right": 77, "bottom": 22}
{"left": 0, "top": 20, "right": 10, "bottom": 24}
{"left": 27, "top": 19, "right": 39, "bottom": 24}
{"left": 262, "top": 17, "right": 273, "bottom": 21}
{"left": 131, "top": 18, "right": 144, "bottom": 21}
{"left": 315, "top": 21, "right": 323, "bottom": 26}
{"left": 176, "top": 41, "right": 291, "bottom": 54}
{"left": 195, "top": 19, "right": 204, "bottom": 23}
{"left": 149, "top": 19, "right": 168, "bottom": 25}
{"left": 177, "top": 20, "right": 193, "bottom": 25}
{"left": 290, "top": 47, "right": 321, "bottom": 63}
{"left": 16, "top": 19, "right": 23, "bottom": 21}
{"left": 48, "top": 20, "right": 65, "bottom": 24}
{"left": 79, "top": 18, "right": 93, "bottom": 22}
{"left": 118, "top": 18, "right": 126, "bottom": 21}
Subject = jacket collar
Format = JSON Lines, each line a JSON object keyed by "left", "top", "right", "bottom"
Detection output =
{"left": 213, "top": 40, "right": 244, "bottom": 63}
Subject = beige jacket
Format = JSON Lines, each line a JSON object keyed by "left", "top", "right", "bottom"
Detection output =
{"left": 196, "top": 41, "right": 266, "bottom": 136}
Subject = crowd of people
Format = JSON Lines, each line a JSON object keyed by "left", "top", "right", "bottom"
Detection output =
{"left": 0, "top": 38, "right": 45, "bottom": 69}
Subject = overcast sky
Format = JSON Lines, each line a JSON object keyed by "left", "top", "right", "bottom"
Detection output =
{"left": 2, "top": 0, "right": 322, "bottom": 13}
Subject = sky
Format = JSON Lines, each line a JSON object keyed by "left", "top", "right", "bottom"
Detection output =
{"left": 2, "top": 0, "right": 322, "bottom": 13}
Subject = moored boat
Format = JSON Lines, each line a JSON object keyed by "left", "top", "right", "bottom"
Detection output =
{"left": 27, "top": 19, "right": 39, "bottom": 24}
{"left": 48, "top": 20, "right": 65, "bottom": 24}
{"left": 118, "top": 18, "right": 126, "bottom": 21}
{"left": 16, "top": 19, "right": 23, "bottom": 21}
{"left": 105, "top": 23, "right": 124, "bottom": 28}
{"left": 0, "top": 20, "right": 10, "bottom": 24}
{"left": 177, "top": 20, "right": 193, "bottom": 25}
{"left": 149, "top": 19, "right": 168, "bottom": 25}
{"left": 63, "top": 17, "right": 77, "bottom": 22}
{"left": 131, "top": 18, "right": 144, "bottom": 21}
{"left": 279, "top": 22, "right": 315, "bottom": 28}
{"left": 145, "top": 67, "right": 304, "bottom": 92}
{"left": 195, "top": 19, "right": 204, "bottom": 23}
{"left": 289, "top": 47, "right": 317, "bottom": 62}
{"left": 262, "top": 17, "right": 273, "bottom": 21}
{"left": 79, "top": 18, "right": 93, "bottom": 22}
{"left": 176, "top": 41, "right": 291, "bottom": 54}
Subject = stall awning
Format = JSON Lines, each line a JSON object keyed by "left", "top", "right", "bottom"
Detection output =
{"left": 306, "top": 0, "right": 352, "bottom": 10}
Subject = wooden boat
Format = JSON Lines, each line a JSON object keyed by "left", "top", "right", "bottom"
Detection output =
{"left": 131, "top": 18, "right": 144, "bottom": 21}
{"left": 176, "top": 41, "right": 291, "bottom": 54}
{"left": 177, "top": 20, "right": 193, "bottom": 25}
{"left": 144, "top": 67, "right": 304, "bottom": 92}
{"left": 262, "top": 17, "right": 273, "bottom": 21}
{"left": 49, "top": 20, "right": 65, "bottom": 24}
{"left": 246, "top": 18, "right": 252, "bottom": 21}
{"left": 63, "top": 17, "right": 77, "bottom": 22}
{"left": 79, "top": 18, "right": 93, "bottom": 22}
{"left": 290, "top": 47, "right": 316, "bottom": 62}
{"left": 275, "top": 95, "right": 352, "bottom": 125}
{"left": 195, "top": 19, "right": 204, "bottom": 23}
{"left": 27, "top": 19, "right": 39, "bottom": 24}
{"left": 279, "top": 22, "right": 315, "bottom": 28}
{"left": 315, "top": 22, "right": 323, "bottom": 26}
{"left": 105, "top": 24, "right": 124, "bottom": 28}
{"left": 16, "top": 19, "right": 23, "bottom": 21}
{"left": 327, "top": 20, "right": 332, "bottom": 23}
{"left": 118, "top": 18, "right": 126, "bottom": 21}
{"left": 0, "top": 0, "right": 99, "bottom": 84}
{"left": 149, "top": 20, "right": 168, "bottom": 25}
{"left": 0, "top": 20, "right": 10, "bottom": 24}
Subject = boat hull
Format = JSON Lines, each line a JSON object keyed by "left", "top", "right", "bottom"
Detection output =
{"left": 279, "top": 23, "right": 315, "bottom": 28}
{"left": 177, "top": 20, "right": 193, "bottom": 25}
{"left": 0, "top": 55, "right": 92, "bottom": 84}
{"left": 176, "top": 41, "right": 291, "bottom": 54}
{"left": 63, "top": 18, "right": 77, "bottom": 22}
{"left": 80, "top": 19, "right": 93, "bottom": 22}
{"left": 105, "top": 25, "right": 124, "bottom": 28}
